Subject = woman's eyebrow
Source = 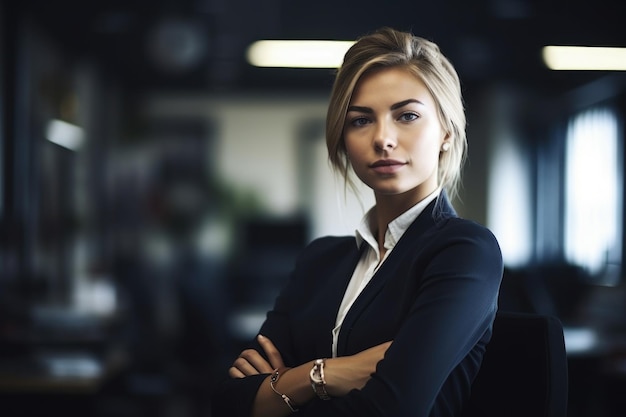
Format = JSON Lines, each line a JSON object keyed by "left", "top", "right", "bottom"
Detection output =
{"left": 347, "top": 99, "right": 425, "bottom": 113}
{"left": 390, "top": 99, "right": 424, "bottom": 110}
{"left": 347, "top": 105, "right": 372, "bottom": 113}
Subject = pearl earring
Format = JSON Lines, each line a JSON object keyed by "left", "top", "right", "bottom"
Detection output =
{"left": 441, "top": 142, "right": 450, "bottom": 152}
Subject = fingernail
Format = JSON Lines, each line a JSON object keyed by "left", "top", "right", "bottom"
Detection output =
{"left": 258, "top": 334, "right": 266, "bottom": 340}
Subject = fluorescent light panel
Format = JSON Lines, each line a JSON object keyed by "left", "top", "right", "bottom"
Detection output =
{"left": 246, "top": 40, "right": 355, "bottom": 68}
{"left": 543, "top": 46, "right": 626, "bottom": 70}
{"left": 46, "top": 119, "right": 85, "bottom": 151}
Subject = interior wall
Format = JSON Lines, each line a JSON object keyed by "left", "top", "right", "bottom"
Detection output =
{"left": 460, "top": 85, "right": 534, "bottom": 268}
{"left": 144, "top": 94, "right": 378, "bottom": 240}
{"left": 144, "top": 93, "right": 508, "bottom": 242}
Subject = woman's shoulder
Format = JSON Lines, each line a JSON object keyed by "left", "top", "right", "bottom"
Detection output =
{"left": 290, "top": 235, "right": 359, "bottom": 280}
{"left": 301, "top": 234, "right": 356, "bottom": 257}
{"left": 435, "top": 216, "right": 502, "bottom": 252}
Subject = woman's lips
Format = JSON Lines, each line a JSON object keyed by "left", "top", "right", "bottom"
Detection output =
{"left": 370, "top": 159, "right": 406, "bottom": 174}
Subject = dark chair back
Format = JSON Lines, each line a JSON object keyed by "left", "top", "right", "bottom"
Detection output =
{"left": 461, "top": 312, "right": 568, "bottom": 417}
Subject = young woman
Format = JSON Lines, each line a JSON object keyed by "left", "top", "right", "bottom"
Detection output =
{"left": 212, "top": 27, "right": 503, "bottom": 417}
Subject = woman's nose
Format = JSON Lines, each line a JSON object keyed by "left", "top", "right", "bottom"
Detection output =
{"left": 374, "top": 122, "right": 397, "bottom": 151}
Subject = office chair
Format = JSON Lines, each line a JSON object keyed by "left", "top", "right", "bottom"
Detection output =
{"left": 461, "top": 312, "right": 568, "bottom": 417}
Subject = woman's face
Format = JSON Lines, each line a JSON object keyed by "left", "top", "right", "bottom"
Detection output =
{"left": 344, "top": 66, "right": 447, "bottom": 202}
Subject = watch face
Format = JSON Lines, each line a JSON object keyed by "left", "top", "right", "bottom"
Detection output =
{"left": 310, "top": 360, "right": 331, "bottom": 400}
{"left": 310, "top": 369, "right": 322, "bottom": 383}
{"left": 310, "top": 360, "right": 325, "bottom": 383}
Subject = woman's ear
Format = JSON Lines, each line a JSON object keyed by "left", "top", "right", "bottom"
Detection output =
{"left": 440, "top": 131, "right": 451, "bottom": 152}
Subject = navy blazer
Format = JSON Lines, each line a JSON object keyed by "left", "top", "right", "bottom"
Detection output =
{"left": 213, "top": 193, "right": 503, "bottom": 417}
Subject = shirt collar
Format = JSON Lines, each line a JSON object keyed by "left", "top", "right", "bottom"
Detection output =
{"left": 355, "top": 188, "right": 441, "bottom": 251}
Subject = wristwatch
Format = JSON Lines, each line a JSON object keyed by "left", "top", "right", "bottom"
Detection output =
{"left": 310, "top": 359, "right": 331, "bottom": 400}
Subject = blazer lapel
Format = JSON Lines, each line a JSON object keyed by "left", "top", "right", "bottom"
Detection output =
{"left": 335, "top": 193, "right": 456, "bottom": 356}
{"left": 313, "top": 242, "right": 365, "bottom": 357}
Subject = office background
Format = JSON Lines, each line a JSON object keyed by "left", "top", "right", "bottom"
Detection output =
{"left": 1, "top": 0, "right": 626, "bottom": 416}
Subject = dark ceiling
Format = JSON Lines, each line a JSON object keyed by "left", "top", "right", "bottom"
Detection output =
{"left": 13, "top": 0, "right": 626, "bottom": 96}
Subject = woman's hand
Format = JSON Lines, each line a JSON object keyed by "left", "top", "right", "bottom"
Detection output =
{"left": 324, "top": 341, "right": 392, "bottom": 396}
{"left": 229, "top": 335, "right": 391, "bottom": 399}
{"left": 229, "top": 334, "right": 286, "bottom": 378}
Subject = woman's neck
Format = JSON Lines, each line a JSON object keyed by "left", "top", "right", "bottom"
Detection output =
{"left": 371, "top": 187, "right": 437, "bottom": 252}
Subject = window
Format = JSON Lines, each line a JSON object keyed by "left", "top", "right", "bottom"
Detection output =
{"left": 564, "top": 107, "right": 622, "bottom": 284}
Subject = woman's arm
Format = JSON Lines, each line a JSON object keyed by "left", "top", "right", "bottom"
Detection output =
{"left": 231, "top": 335, "right": 317, "bottom": 417}
{"left": 231, "top": 335, "right": 392, "bottom": 417}
{"left": 292, "top": 222, "right": 503, "bottom": 417}
{"left": 214, "top": 226, "right": 502, "bottom": 417}
{"left": 230, "top": 335, "right": 285, "bottom": 378}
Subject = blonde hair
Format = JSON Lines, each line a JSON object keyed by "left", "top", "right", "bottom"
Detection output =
{"left": 326, "top": 27, "right": 467, "bottom": 201}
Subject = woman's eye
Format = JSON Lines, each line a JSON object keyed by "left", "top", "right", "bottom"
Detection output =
{"left": 399, "top": 112, "right": 419, "bottom": 122}
{"left": 350, "top": 117, "right": 370, "bottom": 127}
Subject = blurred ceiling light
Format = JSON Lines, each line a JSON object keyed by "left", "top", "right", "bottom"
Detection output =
{"left": 45, "top": 119, "right": 85, "bottom": 151}
{"left": 246, "top": 40, "right": 354, "bottom": 68}
{"left": 543, "top": 46, "right": 626, "bottom": 70}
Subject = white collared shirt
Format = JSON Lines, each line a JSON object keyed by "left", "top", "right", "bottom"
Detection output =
{"left": 331, "top": 189, "right": 441, "bottom": 357}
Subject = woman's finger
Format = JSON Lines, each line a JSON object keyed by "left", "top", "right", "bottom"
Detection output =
{"left": 230, "top": 355, "right": 263, "bottom": 376}
{"left": 238, "top": 348, "right": 274, "bottom": 374}
{"left": 257, "top": 334, "right": 285, "bottom": 370}
{"left": 227, "top": 335, "right": 287, "bottom": 379}
{"left": 229, "top": 366, "right": 246, "bottom": 378}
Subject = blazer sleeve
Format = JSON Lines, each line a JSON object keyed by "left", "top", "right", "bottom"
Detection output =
{"left": 211, "top": 268, "right": 299, "bottom": 417}
{"left": 211, "top": 236, "right": 354, "bottom": 417}
{"left": 299, "top": 220, "right": 503, "bottom": 417}
{"left": 213, "top": 220, "right": 503, "bottom": 417}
